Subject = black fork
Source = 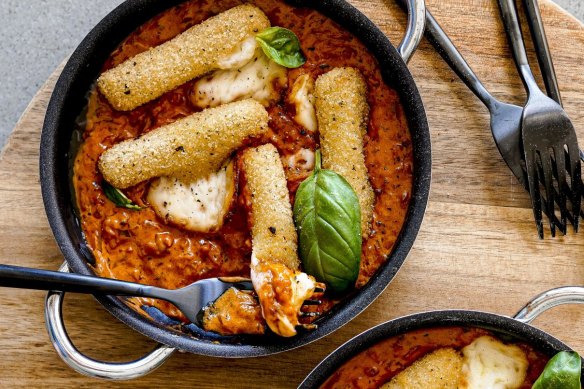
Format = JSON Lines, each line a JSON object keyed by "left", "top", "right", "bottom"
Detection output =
{"left": 0, "top": 264, "right": 323, "bottom": 329}
{"left": 497, "top": 0, "right": 582, "bottom": 237}
{"left": 522, "top": 0, "right": 584, "bottom": 219}
{"left": 395, "top": 0, "right": 581, "bottom": 237}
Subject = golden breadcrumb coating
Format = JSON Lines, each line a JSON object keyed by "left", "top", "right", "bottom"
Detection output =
{"left": 382, "top": 348, "right": 463, "bottom": 389}
{"left": 314, "top": 67, "right": 374, "bottom": 236}
{"left": 97, "top": 4, "right": 270, "bottom": 111}
{"left": 98, "top": 99, "right": 269, "bottom": 188}
{"left": 242, "top": 144, "right": 299, "bottom": 270}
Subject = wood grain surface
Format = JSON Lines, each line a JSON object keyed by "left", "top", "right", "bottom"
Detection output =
{"left": 2, "top": 0, "right": 584, "bottom": 387}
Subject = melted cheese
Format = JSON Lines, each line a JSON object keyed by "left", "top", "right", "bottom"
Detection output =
{"left": 289, "top": 74, "right": 317, "bottom": 132}
{"left": 147, "top": 161, "right": 235, "bottom": 232}
{"left": 284, "top": 147, "right": 315, "bottom": 184}
{"left": 192, "top": 49, "right": 288, "bottom": 108}
{"left": 250, "top": 253, "right": 316, "bottom": 337}
{"left": 460, "top": 336, "right": 528, "bottom": 389}
{"left": 285, "top": 148, "right": 315, "bottom": 171}
{"left": 216, "top": 37, "right": 258, "bottom": 70}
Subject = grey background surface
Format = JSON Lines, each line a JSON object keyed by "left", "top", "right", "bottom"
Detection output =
{"left": 0, "top": 0, "right": 582, "bottom": 150}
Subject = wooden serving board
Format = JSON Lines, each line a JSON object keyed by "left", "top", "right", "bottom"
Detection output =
{"left": 2, "top": 0, "right": 584, "bottom": 387}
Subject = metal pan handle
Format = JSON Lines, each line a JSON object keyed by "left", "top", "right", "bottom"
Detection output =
{"left": 397, "top": 0, "right": 426, "bottom": 64}
{"left": 513, "top": 286, "right": 584, "bottom": 323}
{"left": 44, "top": 263, "right": 175, "bottom": 380}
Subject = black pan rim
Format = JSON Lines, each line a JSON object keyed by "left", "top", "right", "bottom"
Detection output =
{"left": 298, "top": 309, "right": 577, "bottom": 388}
{"left": 40, "top": 0, "right": 431, "bottom": 357}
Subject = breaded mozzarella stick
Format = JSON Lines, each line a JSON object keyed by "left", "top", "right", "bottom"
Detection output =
{"left": 99, "top": 99, "right": 268, "bottom": 188}
{"left": 242, "top": 144, "right": 315, "bottom": 337}
{"left": 243, "top": 144, "right": 299, "bottom": 270}
{"left": 97, "top": 4, "right": 270, "bottom": 111}
{"left": 314, "top": 67, "right": 374, "bottom": 236}
{"left": 382, "top": 348, "right": 463, "bottom": 389}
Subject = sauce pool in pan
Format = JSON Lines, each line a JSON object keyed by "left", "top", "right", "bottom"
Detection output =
{"left": 72, "top": 0, "right": 412, "bottom": 328}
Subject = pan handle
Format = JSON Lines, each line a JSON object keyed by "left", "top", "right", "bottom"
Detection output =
{"left": 397, "top": 0, "right": 426, "bottom": 63}
{"left": 513, "top": 287, "right": 584, "bottom": 324}
{"left": 44, "top": 263, "right": 175, "bottom": 380}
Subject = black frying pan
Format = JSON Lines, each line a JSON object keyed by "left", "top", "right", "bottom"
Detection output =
{"left": 299, "top": 287, "right": 584, "bottom": 388}
{"left": 39, "top": 0, "right": 431, "bottom": 379}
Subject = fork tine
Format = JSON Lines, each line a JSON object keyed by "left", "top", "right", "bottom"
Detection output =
{"left": 567, "top": 144, "right": 582, "bottom": 231}
{"left": 536, "top": 153, "right": 561, "bottom": 234}
{"left": 539, "top": 152, "right": 557, "bottom": 236}
{"left": 525, "top": 153, "right": 544, "bottom": 239}
{"left": 299, "top": 311, "right": 321, "bottom": 318}
{"left": 538, "top": 167, "right": 568, "bottom": 235}
{"left": 298, "top": 323, "right": 318, "bottom": 331}
{"left": 546, "top": 148, "right": 582, "bottom": 232}
{"left": 553, "top": 146, "right": 568, "bottom": 230}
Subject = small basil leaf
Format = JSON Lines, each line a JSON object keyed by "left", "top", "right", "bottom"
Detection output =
{"left": 256, "top": 27, "right": 306, "bottom": 68}
{"left": 102, "top": 181, "right": 144, "bottom": 211}
{"left": 533, "top": 351, "right": 581, "bottom": 389}
{"left": 293, "top": 150, "right": 361, "bottom": 293}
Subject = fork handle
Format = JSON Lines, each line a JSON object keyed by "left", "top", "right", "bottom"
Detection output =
{"left": 0, "top": 264, "right": 155, "bottom": 297}
{"left": 497, "top": 0, "right": 541, "bottom": 95}
{"left": 523, "top": 0, "right": 562, "bottom": 105}
{"left": 420, "top": 9, "right": 497, "bottom": 110}
{"left": 393, "top": 0, "right": 496, "bottom": 108}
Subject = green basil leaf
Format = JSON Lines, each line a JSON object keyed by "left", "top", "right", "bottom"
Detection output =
{"left": 102, "top": 181, "right": 144, "bottom": 211}
{"left": 293, "top": 150, "right": 361, "bottom": 293}
{"left": 533, "top": 351, "right": 582, "bottom": 389}
{"left": 256, "top": 27, "right": 306, "bottom": 68}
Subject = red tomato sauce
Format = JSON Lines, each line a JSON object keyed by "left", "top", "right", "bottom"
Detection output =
{"left": 73, "top": 0, "right": 413, "bottom": 323}
{"left": 321, "top": 327, "right": 550, "bottom": 388}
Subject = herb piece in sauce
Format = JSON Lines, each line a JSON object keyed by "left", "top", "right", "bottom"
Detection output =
{"left": 533, "top": 351, "right": 581, "bottom": 389}
{"left": 256, "top": 27, "right": 306, "bottom": 68}
{"left": 102, "top": 180, "right": 145, "bottom": 211}
{"left": 293, "top": 150, "right": 361, "bottom": 293}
